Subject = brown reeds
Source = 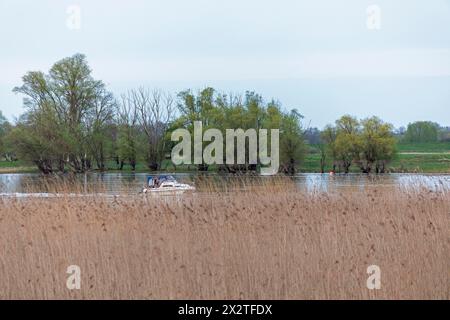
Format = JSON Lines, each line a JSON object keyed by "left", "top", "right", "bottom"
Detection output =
{"left": 0, "top": 178, "right": 448, "bottom": 299}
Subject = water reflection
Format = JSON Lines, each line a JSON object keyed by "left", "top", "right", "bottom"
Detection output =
{"left": 0, "top": 172, "right": 448, "bottom": 195}
{"left": 297, "top": 173, "right": 450, "bottom": 192}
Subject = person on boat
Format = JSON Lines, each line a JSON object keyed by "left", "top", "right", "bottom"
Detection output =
{"left": 153, "top": 177, "right": 160, "bottom": 188}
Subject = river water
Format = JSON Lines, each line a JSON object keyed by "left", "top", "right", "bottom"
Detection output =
{"left": 0, "top": 173, "right": 448, "bottom": 196}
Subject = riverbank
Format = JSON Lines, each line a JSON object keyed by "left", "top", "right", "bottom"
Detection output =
{"left": 1, "top": 143, "right": 449, "bottom": 174}
{"left": 0, "top": 160, "right": 38, "bottom": 173}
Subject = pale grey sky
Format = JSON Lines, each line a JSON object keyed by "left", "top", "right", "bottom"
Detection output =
{"left": 1, "top": 0, "right": 449, "bottom": 128}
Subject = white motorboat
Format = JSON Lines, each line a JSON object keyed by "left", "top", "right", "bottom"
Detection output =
{"left": 141, "top": 175, "right": 195, "bottom": 195}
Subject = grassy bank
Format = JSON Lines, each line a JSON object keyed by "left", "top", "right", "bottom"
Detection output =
{"left": 0, "top": 180, "right": 448, "bottom": 299}
{"left": 0, "top": 160, "right": 37, "bottom": 173}
{"left": 1, "top": 142, "right": 449, "bottom": 174}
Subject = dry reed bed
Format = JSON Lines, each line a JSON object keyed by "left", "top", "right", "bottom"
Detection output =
{"left": 0, "top": 182, "right": 448, "bottom": 299}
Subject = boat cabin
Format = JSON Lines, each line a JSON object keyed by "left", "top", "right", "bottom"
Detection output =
{"left": 147, "top": 175, "right": 176, "bottom": 188}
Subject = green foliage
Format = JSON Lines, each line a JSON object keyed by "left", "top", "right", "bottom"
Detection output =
{"left": 0, "top": 111, "right": 14, "bottom": 161}
{"left": 322, "top": 115, "right": 397, "bottom": 173}
{"left": 11, "top": 54, "right": 115, "bottom": 173}
{"left": 173, "top": 88, "right": 306, "bottom": 173}
{"left": 403, "top": 121, "right": 439, "bottom": 143}
{"left": 7, "top": 108, "right": 66, "bottom": 173}
{"left": 8, "top": 54, "right": 420, "bottom": 175}
{"left": 279, "top": 110, "right": 306, "bottom": 174}
{"left": 11, "top": 54, "right": 306, "bottom": 175}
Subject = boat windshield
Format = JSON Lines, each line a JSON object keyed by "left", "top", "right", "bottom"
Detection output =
{"left": 147, "top": 175, "right": 176, "bottom": 187}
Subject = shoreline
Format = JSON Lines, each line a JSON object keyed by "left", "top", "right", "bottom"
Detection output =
{"left": 0, "top": 167, "right": 448, "bottom": 175}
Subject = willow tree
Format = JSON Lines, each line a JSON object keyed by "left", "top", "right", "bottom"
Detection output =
{"left": 172, "top": 88, "right": 306, "bottom": 174}
{"left": 12, "top": 54, "right": 114, "bottom": 173}
{"left": 358, "top": 117, "right": 396, "bottom": 173}
{"left": 322, "top": 115, "right": 396, "bottom": 173}
{"left": 333, "top": 115, "right": 361, "bottom": 173}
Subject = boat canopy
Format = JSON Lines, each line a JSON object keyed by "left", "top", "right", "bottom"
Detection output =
{"left": 147, "top": 175, "right": 176, "bottom": 186}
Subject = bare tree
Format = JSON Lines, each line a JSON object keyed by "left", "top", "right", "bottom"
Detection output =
{"left": 116, "top": 92, "right": 139, "bottom": 170}
{"left": 131, "top": 88, "right": 175, "bottom": 170}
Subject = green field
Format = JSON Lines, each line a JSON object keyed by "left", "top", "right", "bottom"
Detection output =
{"left": 396, "top": 142, "right": 450, "bottom": 153}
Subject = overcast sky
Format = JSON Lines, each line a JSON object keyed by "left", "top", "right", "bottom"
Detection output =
{"left": 0, "top": 0, "right": 449, "bottom": 128}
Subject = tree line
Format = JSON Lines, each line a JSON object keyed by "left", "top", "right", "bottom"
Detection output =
{"left": 303, "top": 120, "right": 450, "bottom": 173}
{"left": 401, "top": 121, "right": 450, "bottom": 143}
{"left": 1, "top": 54, "right": 306, "bottom": 174}
{"left": 1, "top": 54, "right": 445, "bottom": 175}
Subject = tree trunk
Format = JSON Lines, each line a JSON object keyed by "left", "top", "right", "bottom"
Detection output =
{"left": 35, "top": 160, "right": 53, "bottom": 174}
